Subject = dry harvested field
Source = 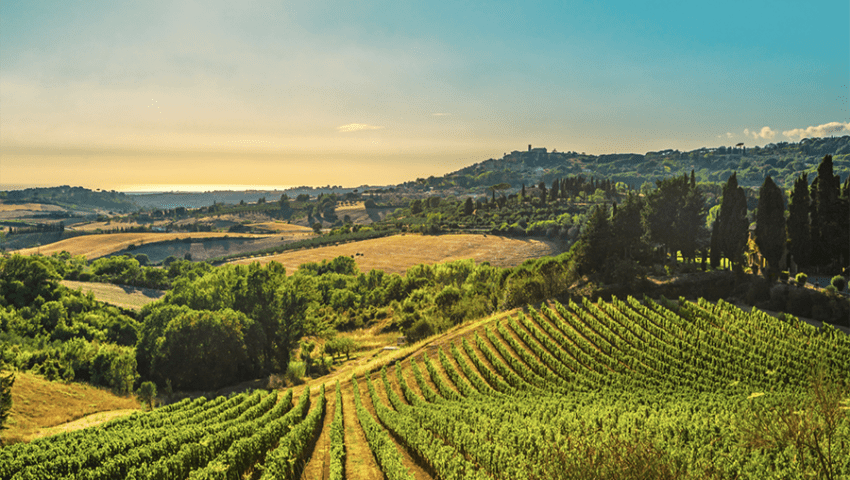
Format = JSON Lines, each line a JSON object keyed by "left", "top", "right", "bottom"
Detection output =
{"left": 66, "top": 220, "right": 164, "bottom": 232}
{"left": 230, "top": 233, "right": 561, "bottom": 274}
{"left": 0, "top": 202, "right": 61, "bottom": 212}
{"left": 12, "top": 232, "right": 270, "bottom": 259}
{"left": 3, "top": 371, "right": 139, "bottom": 444}
{"left": 245, "top": 221, "right": 315, "bottom": 233}
{"left": 61, "top": 280, "right": 165, "bottom": 311}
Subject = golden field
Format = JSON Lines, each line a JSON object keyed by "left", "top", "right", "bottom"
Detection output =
{"left": 229, "top": 233, "right": 561, "bottom": 274}
{"left": 61, "top": 280, "right": 165, "bottom": 311}
{"left": 12, "top": 232, "right": 271, "bottom": 259}
{"left": 2, "top": 371, "right": 139, "bottom": 444}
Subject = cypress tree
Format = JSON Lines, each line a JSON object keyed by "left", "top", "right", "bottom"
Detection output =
{"left": 812, "top": 155, "right": 842, "bottom": 267}
{"left": 574, "top": 204, "right": 611, "bottom": 275}
{"left": 710, "top": 219, "right": 721, "bottom": 268}
{"left": 754, "top": 175, "right": 786, "bottom": 276}
{"left": 0, "top": 361, "right": 12, "bottom": 444}
{"left": 550, "top": 179, "right": 559, "bottom": 201}
{"left": 716, "top": 173, "right": 748, "bottom": 272}
{"left": 787, "top": 173, "right": 811, "bottom": 268}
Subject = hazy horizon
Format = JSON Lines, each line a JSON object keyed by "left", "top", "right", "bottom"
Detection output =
{"left": 2, "top": 1, "right": 848, "bottom": 191}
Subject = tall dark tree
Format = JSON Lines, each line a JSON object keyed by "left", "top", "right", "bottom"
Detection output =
{"left": 811, "top": 155, "right": 843, "bottom": 267}
{"left": 463, "top": 197, "right": 474, "bottom": 216}
{"left": 840, "top": 177, "right": 850, "bottom": 268}
{"left": 709, "top": 219, "right": 721, "bottom": 268}
{"left": 573, "top": 204, "right": 611, "bottom": 275}
{"left": 0, "top": 360, "right": 12, "bottom": 444}
{"left": 715, "top": 173, "right": 749, "bottom": 272}
{"left": 611, "top": 192, "right": 648, "bottom": 260}
{"left": 521, "top": 183, "right": 526, "bottom": 201}
{"left": 550, "top": 179, "right": 560, "bottom": 201}
{"left": 754, "top": 175, "right": 786, "bottom": 276}
{"left": 538, "top": 182, "right": 547, "bottom": 204}
{"left": 787, "top": 173, "right": 811, "bottom": 268}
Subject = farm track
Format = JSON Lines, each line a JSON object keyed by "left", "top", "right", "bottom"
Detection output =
{"left": 300, "top": 389, "right": 336, "bottom": 480}
{"left": 340, "top": 382, "right": 385, "bottom": 480}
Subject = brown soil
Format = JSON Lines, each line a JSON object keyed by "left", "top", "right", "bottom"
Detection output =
{"left": 340, "top": 381, "right": 385, "bottom": 480}
{"left": 300, "top": 388, "right": 337, "bottom": 480}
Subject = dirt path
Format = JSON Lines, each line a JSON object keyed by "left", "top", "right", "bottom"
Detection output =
{"left": 341, "top": 383, "right": 385, "bottom": 480}
{"left": 30, "top": 409, "right": 138, "bottom": 440}
{"left": 300, "top": 389, "right": 336, "bottom": 480}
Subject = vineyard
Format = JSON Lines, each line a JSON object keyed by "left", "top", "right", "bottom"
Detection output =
{"left": 2, "top": 296, "right": 849, "bottom": 479}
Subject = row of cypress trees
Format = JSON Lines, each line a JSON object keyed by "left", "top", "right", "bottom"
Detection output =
{"left": 713, "top": 155, "right": 849, "bottom": 275}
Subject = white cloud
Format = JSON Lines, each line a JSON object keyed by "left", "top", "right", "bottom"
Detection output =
{"left": 337, "top": 123, "right": 385, "bottom": 132}
{"left": 726, "top": 132, "right": 734, "bottom": 139}
{"left": 743, "top": 126, "right": 776, "bottom": 140}
{"left": 782, "top": 121, "right": 850, "bottom": 140}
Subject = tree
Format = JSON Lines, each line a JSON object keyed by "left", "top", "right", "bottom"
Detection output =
{"left": 641, "top": 174, "right": 705, "bottom": 260}
{"left": 787, "top": 173, "right": 811, "bottom": 268}
{"left": 715, "top": 173, "right": 749, "bottom": 272}
{"left": 410, "top": 199, "right": 423, "bottom": 214}
{"left": 463, "top": 197, "right": 474, "bottom": 216}
{"left": 811, "top": 155, "right": 843, "bottom": 267}
{"left": 136, "top": 381, "right": 157, "bottom": 410}
{"left": 550, "top": 179, "right": 560, "bottom": 201}
{"left": 151, "top": 308, "right": 262, "bottom": 391}
{"left": 754, "top": 175, "right": 786, "bottom": 276}
{"left": 0, "top": 360, "right": 13, "bottom": 444}
{"left": 573, "top": 204, "right": 611, "bottom": 275}
{"left": 610, "top": 192, "right": 647, "bottom": 260}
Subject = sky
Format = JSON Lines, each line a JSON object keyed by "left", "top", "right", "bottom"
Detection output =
{"left": 2, "top": 0, "right": 848, "bottom": 191}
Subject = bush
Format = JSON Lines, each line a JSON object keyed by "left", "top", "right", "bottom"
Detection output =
{"left": 406, "top": 318, "right": 436, "bottom": 342}
{"left": 795, "top": 273, "right": 808, "bottom": 286}
{"left": 830, "top": 275, "right": 846, "bottom": 292}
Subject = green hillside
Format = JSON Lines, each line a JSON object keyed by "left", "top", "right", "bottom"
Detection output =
{"left": 2, "top": 296, "right": 848, "bottom": 479}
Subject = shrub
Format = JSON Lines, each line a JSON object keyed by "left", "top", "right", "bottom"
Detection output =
{"left": 830, "top": 275, "right": 846, "bottom": 292}
{"left": 406, "top": 318, "right": 436, "bottom": 342}
{"left": 795, "top": 272, "right": 808, "bottom": 286}
{"left": 778, "top": 271, "right": 789, "bottom": 282}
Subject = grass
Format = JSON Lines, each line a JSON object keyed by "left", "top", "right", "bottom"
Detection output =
{"left": 61, "top": 280, "right": 165, "bottom": 311}
{"left": 2, "top": 371, "right": 139, "bottom": 444}
{"left": 228, "top": 233, "right": 561, "bottom": 274}
{"left": 12, "top": 231, "right": 271, "bottom": 259}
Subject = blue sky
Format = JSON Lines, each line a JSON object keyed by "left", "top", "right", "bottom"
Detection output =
{"left": 2, "top": 0, "right": 848, "bottom": 189}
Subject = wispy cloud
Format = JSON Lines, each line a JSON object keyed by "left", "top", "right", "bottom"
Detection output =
{"left": 337, "top": 123, "right": 385, "bottom": 132}
{"left": 783, "top": 121, "right": 850, "bottom": 140}
{"left": 743, "top": 126, "right": 776, "bottom": 140}
{"left": 432, "top": 113, "right": 451, "bottom": 116}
